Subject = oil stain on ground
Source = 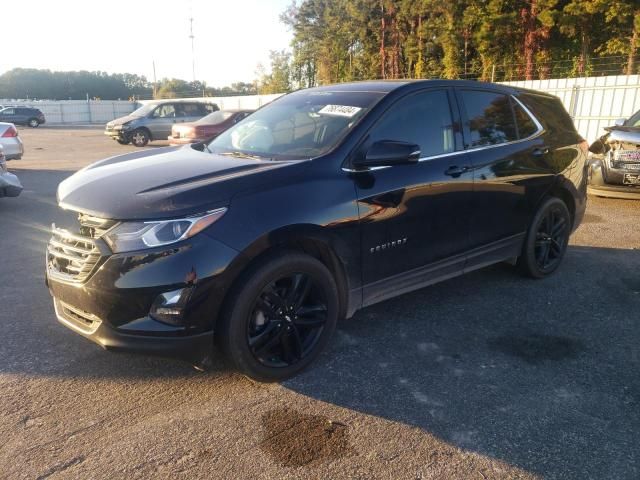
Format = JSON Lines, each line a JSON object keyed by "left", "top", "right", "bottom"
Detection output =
{"left": 260, "top": 408, "right": 352, "bottom": 467}
{"left": 488, "top": 334, "right": 584, "bottom": 364}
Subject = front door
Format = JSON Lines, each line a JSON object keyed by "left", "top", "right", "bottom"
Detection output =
{"left": 349, "top": 89, "right": 474, "bottom": 306}
{"left": 149, "top": 103, "right": 177, "bottom": 139}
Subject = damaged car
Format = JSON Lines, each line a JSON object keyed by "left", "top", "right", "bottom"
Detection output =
{"left": 588, "top": 110, "right": 640, "bottom": 199}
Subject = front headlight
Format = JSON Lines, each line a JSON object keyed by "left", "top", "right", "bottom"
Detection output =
{"left": 103, "top": 208, "right": 227, "bottom": 253}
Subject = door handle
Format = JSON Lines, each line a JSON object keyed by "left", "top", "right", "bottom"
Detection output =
{"left": 532, "top": 147, "right": 549, "bottom": 157}
{"left": 445, "top": 165, "right": 469, "bottom": 177}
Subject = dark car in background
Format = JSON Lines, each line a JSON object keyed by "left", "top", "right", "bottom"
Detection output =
{"left": 105, "top": 101, "right": 218, "bottom": 147}
{"left": 588, "top": 110, "right": 640, "bottom": 199}
{"left": 169, "top": 109, "right": 254, "bottom": 146}
{"left": 47, "top": 80, "right": 587, "bottom": 381}
{"left": 0, "top": 106, "right": 46, "bottom": 127}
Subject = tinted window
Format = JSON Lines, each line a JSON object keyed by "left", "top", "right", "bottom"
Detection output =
{"left": 627, "top": 109, "right": 640, "bottom": 127}
{"left": 518, "top": 93, "right": 576, "bottom": 135}
{"left": 1, "top": 108, "right": 15, "bottom": 115}
{"left": 176, "top": 103, "right": 201, "bottom": 117}
{"left": 461, "top": 90, "right": 517, "bottom": 147}
{"left": 369, "top": 90, "right": 455, "bottom": 158}
{"left": 513, "top": 101, "right": 538, "bottom": 138}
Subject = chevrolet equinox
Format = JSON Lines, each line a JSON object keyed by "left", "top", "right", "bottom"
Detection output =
{"left": 47, "top": 80, "right": 588, "bottom": 381}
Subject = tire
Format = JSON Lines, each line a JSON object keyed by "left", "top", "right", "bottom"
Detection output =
{"left": 116, "top": 138, "right": 130, "bottom": 145}
{"left": 518, "top": 197, "right": 571, "bottom": 279}
{"left": 130, "top": 129, "right": 150, "bottom": 147}
{"left": 218, "top": 252, "right": 339, "bottom": 382}
{"left": 28, "top": 118, "right": 39, "bottom": 128}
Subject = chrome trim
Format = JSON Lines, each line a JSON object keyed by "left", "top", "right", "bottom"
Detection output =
{"left": 54, "top": 299, "right": 102, "bottom": 335}
{"left": 342, "top": 94, "right": 545, "bottom": 173}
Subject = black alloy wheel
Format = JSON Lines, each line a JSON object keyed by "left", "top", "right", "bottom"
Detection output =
{"left": 518, "top": 197, "right": 571, "bottom": 278}
{"left": 248, "top": 273, "right": 328, "bottom": 368}
{"left": 218, "top": 252, "right": 338, "bottom": 382}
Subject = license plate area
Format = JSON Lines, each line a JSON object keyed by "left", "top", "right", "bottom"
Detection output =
{"left": 623, "top": 173, "right": 640, "bottom": 185}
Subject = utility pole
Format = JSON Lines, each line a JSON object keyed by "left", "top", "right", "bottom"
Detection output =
{"left": 152, "top": 60, "right": 157, "bottom": 98}
{"left": 189, "top": 17, "right": 196, "bottom": 82}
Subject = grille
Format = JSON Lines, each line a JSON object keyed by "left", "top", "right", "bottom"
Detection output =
{"left": 47, "top": 214, "right": 116, "bottom": 283}
{"left": 611, "top": 150, "right": 640, "bottom": 171}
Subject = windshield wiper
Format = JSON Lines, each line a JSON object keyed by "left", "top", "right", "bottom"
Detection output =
{"left": 218, "top": 151, "right": 272, "bottom": 161}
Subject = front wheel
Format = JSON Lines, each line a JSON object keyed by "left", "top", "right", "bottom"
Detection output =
{"left": 130, "top": 129, "right": 149, "bottom": 147}
{"left": 218, "top": 252, "right": 339, "bottom": 382}
{"left": 28, "top": 118, "right": 39, "bottom": 128}
{"left": 518, "top": 197, "right": 571, "bottom": 278}
{"left": 116, "top": 138, "right": 130, "bottom": 145}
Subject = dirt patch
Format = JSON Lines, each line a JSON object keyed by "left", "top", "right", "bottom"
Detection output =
{"left": 260, "top": 408, "right": 352, "bottom": 467}
{"left": 488, "top": 334, "right": 584, "bottom": 364}
{"left": 581, "top": 213, "right": 604, "bottom": 224}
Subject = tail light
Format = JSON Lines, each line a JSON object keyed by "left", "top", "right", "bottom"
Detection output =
{"left": 1, "top": 125, "right": 17, "bottom": 138}
{"left": 183, "top": 127, "right": 197, "bottom": 139}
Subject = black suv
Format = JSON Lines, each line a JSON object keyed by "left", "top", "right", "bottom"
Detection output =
{"left": 0, "top": 106, "right": 46, "bottom": 127}
{"left": 47, "top": 80, "right": 587, "bottom": 381}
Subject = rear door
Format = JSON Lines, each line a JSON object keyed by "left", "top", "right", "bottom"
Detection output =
{"left": 455, "top": 88, "right": 552, "bottom": 260}
{"left": 176, "top": 103, "right": 204, "bottom": 124}
{"left": 351, "top": 88, "right": 473, "bottom": 305}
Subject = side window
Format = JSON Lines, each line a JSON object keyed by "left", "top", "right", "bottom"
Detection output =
{"left": 176, "top": 103, "right": 200, "bottom": 117}
{"left": 368, "top": 90, "right": 455, "bottom": 158}
{"left": 153, "top": 104, "right": 175, "bottom": 118}
{"left": 2, "top": 108, "right": 15, "bottom": 115}
{"left": 204, "top": 104, "right": 218, "bottom": 114}
{"left": 512, "top": 101, "right": 538, "bottom": 138}
{"left": 460, "top": 90, "right": 517, "bottom": 147}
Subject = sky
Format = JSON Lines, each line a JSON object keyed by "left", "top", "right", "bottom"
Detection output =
{"left": 0, "top": 0, "right": 293, "bottom": 87}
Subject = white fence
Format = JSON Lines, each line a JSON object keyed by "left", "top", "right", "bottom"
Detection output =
{"left": 502, "top": 74, "right": 640, "bottom": 142}
{"left": 0, "top": 94, "right": 284, "bottom": 125}
{"left": 0, "top": 100, "right": 136, "bottom": 124}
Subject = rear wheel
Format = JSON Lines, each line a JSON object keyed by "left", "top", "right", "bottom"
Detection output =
{"left": 218, "top": 252, "right": 338, "bottom": 382}
{"left": 518, "top": 197, "right": 571, "bottom": 278}
{"left": 130, "top": 129, "right": 149, "bottom": 147}
{"left": 28, "top": 118, "right": 39, "bottom": 128}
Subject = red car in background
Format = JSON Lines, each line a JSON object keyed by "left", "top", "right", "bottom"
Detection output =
{"left": 169, "top": 109, "right": 254, "bottom": 145}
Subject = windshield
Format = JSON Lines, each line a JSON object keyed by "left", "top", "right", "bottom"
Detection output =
{"left": 627, "top": 110, "right": 640, "bottom": 127}
{"left": 196, "top": 110, "right": 234, "bottom": 125}
{"left": 130, "top": 103, "right": 158, "bottom": 117}
{"left": 207, "top": 90, "right": 385, "bottom": 159}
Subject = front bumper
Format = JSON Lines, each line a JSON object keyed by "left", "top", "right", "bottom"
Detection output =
{"left": 0, "top": 171, "right": 23, "bottom": 197}
{"left": 47, "top": 232, "right": 239, "bottom": 363}
{"left": 587, "top": 156, "right": 640, "bottom": 199}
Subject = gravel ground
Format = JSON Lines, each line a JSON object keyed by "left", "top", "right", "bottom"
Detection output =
{"left": 0, "top": 127, "right": 638, "bottom": 479}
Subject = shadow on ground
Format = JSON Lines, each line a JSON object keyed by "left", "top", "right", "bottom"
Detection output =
{"left": 2, "top": 168, "right": 639, "bottom": 479}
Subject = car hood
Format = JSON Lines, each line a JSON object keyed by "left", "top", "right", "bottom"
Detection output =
{"left": 57, "top": 146, "right": 308, "bottom": 220}
{"left": 107, "top": 115, "right": 140, "bottom": 127}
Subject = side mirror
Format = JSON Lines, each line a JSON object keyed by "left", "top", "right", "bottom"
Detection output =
{"left": 614, "top": 118, "right": 626, "bottom": 127}
{"left": 353, "top": 140, "right": 420, "bottom": 169}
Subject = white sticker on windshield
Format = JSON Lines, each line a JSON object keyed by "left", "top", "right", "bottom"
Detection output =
{"left": 318, "top": 104, "right": 362, "bottom": 117}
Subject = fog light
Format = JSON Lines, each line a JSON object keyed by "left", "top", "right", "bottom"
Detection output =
{"left": 150, "top": 288, "right": 193, "bottom": 326}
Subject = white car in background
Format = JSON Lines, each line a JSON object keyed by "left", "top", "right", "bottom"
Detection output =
{"left": 0, "top": 145, "right": 23, "bottom": 197}
{"left": 0, "top": 122, "right": 24, "bottom": 160}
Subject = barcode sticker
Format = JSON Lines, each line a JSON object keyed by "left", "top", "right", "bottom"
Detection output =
{"left": 318, "top": 105, "right": 362, "bottom": 117}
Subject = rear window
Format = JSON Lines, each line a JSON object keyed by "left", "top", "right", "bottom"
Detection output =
{"left": 517, "top": 93, "right": 576, "bottom": 135}
{"left": 460, "top": 90, "right": 518, "bottom": 147}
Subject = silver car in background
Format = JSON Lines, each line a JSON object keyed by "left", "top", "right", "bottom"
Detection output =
{"left": 0, "top": 145, "right": 23, "bottom": 197}
{"left": 0, "top": 122, "right": 24, "bottom": 160}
